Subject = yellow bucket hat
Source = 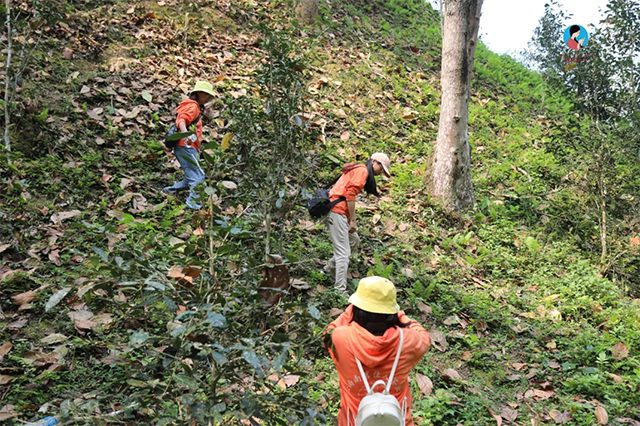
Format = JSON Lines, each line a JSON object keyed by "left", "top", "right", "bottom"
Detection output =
{"left": 191, "top": 81, "right": 216, "bottom": 98}
{"left": 348, "top": 276, "right": 400, "bottom": 315}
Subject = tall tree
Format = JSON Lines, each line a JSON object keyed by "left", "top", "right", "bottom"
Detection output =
{"left": 427, "top": 0, "right": 483, "bottom": 212}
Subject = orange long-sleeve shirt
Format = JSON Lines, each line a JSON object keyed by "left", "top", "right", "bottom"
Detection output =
{"left": 325, "top": 305, "right": 431, "bottom": 426}
{"left": 329, "top": 164, "right": 369, "bottom": 221}
{"left": 175, "top": 98, "right": 203, "bottom": 152}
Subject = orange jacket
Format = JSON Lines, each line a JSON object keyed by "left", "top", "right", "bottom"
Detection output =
{"left": 175, "top": 98, "right": 203, "bottom": 152}
{"left": 329, "top": 164, "right": 369, "bottom": 221}
{"left": 325, "top": 305, "right": 431, "bottom": 426}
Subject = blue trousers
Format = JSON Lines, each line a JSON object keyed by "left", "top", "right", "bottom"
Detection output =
{"left": 163, "top": 145, "right": 205, "bottom": 209}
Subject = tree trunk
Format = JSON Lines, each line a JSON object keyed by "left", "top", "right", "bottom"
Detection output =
{"left": 428, "top": 0, "right": 483, "bottom": 212}
{"left": 295, "top": 0, "right": 318, "bottom": 25}
{"left": 4, "top": 0, "right": 12, "bottom": 153}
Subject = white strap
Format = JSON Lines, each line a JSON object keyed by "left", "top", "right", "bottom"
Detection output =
{"left": 354, "top": 327, "right": 404, "bottom": 395}
{"left": 386, "top": 327, "right": 404, "bottom": 393}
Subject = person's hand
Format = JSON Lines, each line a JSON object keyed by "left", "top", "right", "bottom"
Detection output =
{"left": 349, "top": 219, "right": 357, "bottom": 234}
{"left": 162, "top": 146, "right": 172, "bottom": 155}
{"left": 579, "top": 38, "right": 585, "bottom": 45}
{"left": 185, "top": 133, "right": 197, "bottom": 146}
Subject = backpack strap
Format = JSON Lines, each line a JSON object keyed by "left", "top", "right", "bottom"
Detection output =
{"left": 354, "top": 327, "right": 404, "bottom": 395}
{"left": 386, "top": 327, "right": 404, "bottom": 393}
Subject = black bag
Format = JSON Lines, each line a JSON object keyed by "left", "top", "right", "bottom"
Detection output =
{"left": 307, "top": 175, "right": 346, "bottom": 218}
{"left": 164, "top": 114, "right": 201, "bottom": 150}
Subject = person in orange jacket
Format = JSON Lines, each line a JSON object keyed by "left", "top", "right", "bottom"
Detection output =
{"left": 325, "top": 153, "right": 391, "bottom": 296}
{"left": 162, "top": 81, "right": 215, "bottom": 210}
{"left": 324, "top": 276, "right": 431, "bottom": 426}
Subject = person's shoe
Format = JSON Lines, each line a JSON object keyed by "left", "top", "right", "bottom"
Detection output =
{"left": 162, "top": 186, "right": 177, "bottom": 194}
{"left": 323, "top": 264, "right": 336, "bottom": 279}
{"left": 186, "top": 201, "right": 202, "bottom": 210}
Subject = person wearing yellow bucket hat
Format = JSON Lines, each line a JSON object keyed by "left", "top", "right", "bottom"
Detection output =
{"left": 162, "top": 81, "right": 216, "bottom": 210}
{"left": 323, "top": 276, "right": 431, "bottom": 426}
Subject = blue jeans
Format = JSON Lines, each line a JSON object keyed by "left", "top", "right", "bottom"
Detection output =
{"left": 163, "top": 145, "right": 205, "bottom": 209}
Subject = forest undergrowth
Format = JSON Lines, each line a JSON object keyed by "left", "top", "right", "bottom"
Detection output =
{"left": 0, "top": 0, "right": 639, "bottom": 425}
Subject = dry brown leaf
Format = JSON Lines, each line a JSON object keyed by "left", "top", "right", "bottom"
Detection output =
{"left": 415, "top": 373, "right": 433, "bottom": 396}
{"left": 461, "top": 351, "right": 473, "bottom": 361}
{"left": 0, "top": 341, "right": 12, "bottom": 358}
{"left": 0, "top": 375, "right": 14, "bottom": 385}
{"left": 328, "top": 307, "right": 344, "bottom": 318}
{"left": 549, "top": 409, "right": 571, "bottom": 424}
{"left": 500, "top": 408, "right": 518, "bottom": 423}
{"left": 608, "top": 373, "right": 622, "bottom": 383}
{"left": 398, "top": 223, "right": 408, "bottom": 232}
{"left": 442, "top": 368, "right": 462, "bottom": 382}
{"left": 11, "top": 290, "right": 36, "bottom": 305}
{"left": 443, "top": 315, "right": 461, "bottom": 325}
{"left": 630, "top": 236, "right": 640, "bottom": 246}
{"left": 50, "top": 210, "right": 81, "bottom": 223}
{"left": 595, "top": 406, "right": 608, "bottom": 425}
{"left": 340, "top": 131, "right": 351, "bottom": 141}
{"left": 548, "top": 361, "right": 561, "bottom": 369}
{"left": 430, "top": 328, "right": 447, "bottom": 352}
{"left": 0, "top": 404, "right": 18, "bottom": 421}
{"left": 282, "top": 374, "right": 300, "bottom": 387}
{"left": 40, "top": 334, "right": 68, "bottom": 345}
{"left": 417, "top": 302, "right": 432, "bottom": 315}
{"left": 62, "top": 47, "right": 74, "bottom": 59}
{"left": 48, "top": 250, "right": 61, "bottom": 266}
{"left": 511, "top": 362, "right": 528, "bottom": 371}
{"left": 400, "top": 267, "right": 415, "bottom": 278}
{"left": 611, "top": 342, "right": 628, "bottom": 360}
{"left": 524, "top": 388, "right": 554, "bottom": 400}
{"left": 0, "top": 243, "right": 11, "bottom": 253}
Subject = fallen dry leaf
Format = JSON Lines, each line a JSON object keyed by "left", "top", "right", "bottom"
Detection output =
{"left": 40, "top": 334, "right": 69, "bottom": 345}
{"left": 0, "top": 341, "right": 12, "bottom": 359}
{"left": 11, "top": 290, "right": 36, "bottom": 305}
{"left": 62, "top": 47, "right": 74, "bottom": 59}
{"left": 415, "top": 373, "right": 433, "bottom": 396}
{"left": 524, "top": 388, "right": 555, "bottom": 400}
{"left": 430, "top": 328, "right": 447, "bottom": 352}
{"left": 549, "top": 409, "right": 571, "bottom": 424}
{"left": 417, "top": 302, "right": 432, "bottom": 315}
{"left": 0, "top": 404, "right": 18, "bottom": 421}
{"left": 611, "top": 342, "right": 628, "bottom": 360}
{"left": 608, "top": 373, "right": 622, "bottom": 383}
{"left": 461, "top": 351, "right": 473, "bottom": 361}
{"left": 595, "top": 406, "right": 608, "bottom": 425}
{"left": 50, "top": 210, "right": 81, "bottom": 223}
{"left": 328, "top": 307, "right": 344, "bottom": 318}
{"left": 340, "top": 131, "right": 351, "bottom": 141}
{"left": 500, "top": 408, "right": 518, "bottom": 423}
{"left": 511, "top": 362, "right": 528, "bottom": 371}
{"left": 442, "top": 368, "right": 462, "bottom": 382}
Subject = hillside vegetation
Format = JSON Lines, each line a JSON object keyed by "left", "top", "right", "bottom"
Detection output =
{"left": 0, "top": 0, "right": 639, "bottom": 425}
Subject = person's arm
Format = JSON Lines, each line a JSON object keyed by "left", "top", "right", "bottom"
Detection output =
{"left": 344, "top": 167, "right": 368, "bottom": 232}
{"left": 398, "top": 311, "right": 431, "bottom": 355}
{"left": 323, "top": 305, "right": 354, "bottom": 359}
{"left": 176, "top": 102, "right": 199, "bottom": 145}
{"left": 347, "top": 200, "right": 357, "bottom": 233}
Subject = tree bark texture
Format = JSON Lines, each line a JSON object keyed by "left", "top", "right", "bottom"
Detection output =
{"left": 429, "top": 0, "right": 483, "bottom": 211}
{"left": 4, "top": 0, "right": 13, "bottom": 152}
{"left": 295, "top": 0, "right": 319, "bottom": 25}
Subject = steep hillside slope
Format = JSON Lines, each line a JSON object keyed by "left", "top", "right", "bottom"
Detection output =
{"left": 0, "top": 0, "right": 638, "bottom": 425}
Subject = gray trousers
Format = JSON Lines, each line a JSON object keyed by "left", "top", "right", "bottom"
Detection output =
{"left": 325, "top": 212, "right": 360, "bottom": 292}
